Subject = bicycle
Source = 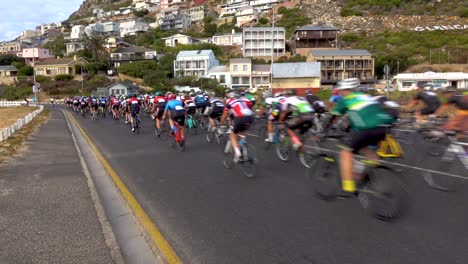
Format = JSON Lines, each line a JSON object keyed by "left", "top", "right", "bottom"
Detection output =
{"left": 91, "top": 108, "right": 98, "bottom": 123}
{"left": 99, "top": 105, "right": 106, "bottom": 118}
{"left": 165, "top": 121, "right": 185, "bottom": 152}
{"left": 186, "top": 113, "right": 198, "bottom": 135}
{"left": 195, "top": 112, "right": 208, "bottom": 130}
{"left": 223, "top": 129, "right": 258, "bottom": 178}
{"left": 420, "top": 129, "right": 467, "bottom": 192}
{"left": 154, "top": 119, "right": 168, "bottom": 140}
{"left": 132, "top": 114, "right": 141, "bottom": 134}
{"left": 206, "top": 118, "right": 227, "bottom": 145}
{"left": 307, "top": 134, "right": 408, "bottom": 221}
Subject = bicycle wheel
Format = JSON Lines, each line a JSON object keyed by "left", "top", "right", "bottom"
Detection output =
{"left": 310, "top": 154, "right": 340, "bottom": 200}
{"left": 275, "top": 131, "right": 290, "bottom": 161}
{"left": 188, "top": 117, "right": 198, "bottom": 135}
{"left": 238, "top": 143, "right": 258, "bottom": 178}
{"left": 223, "top": 142, "right": 234, "bottom": 169}
{"left": 206, "top": 124, "right": 215, "bottom": 143}
{"left": 178, "top": 137, "right": 186, "bottom": 152}
{"left": 299, "top": 134, "right": 321, "bottom": 168}
{"left": 358, "top": 167, "right": 408, "bottom": 221}
{"left": 423, "top": 149, "right": 461, "bottom": 192}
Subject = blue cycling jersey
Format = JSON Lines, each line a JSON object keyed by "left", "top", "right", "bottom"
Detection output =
{"left": 165, "top": 100, "right": 185, "bottom": 111}
{"left": 194, "top": 95, "right": 208, "bottom": 104}
{"left": 329, "top": 95, "right": 343, "bottom": 103}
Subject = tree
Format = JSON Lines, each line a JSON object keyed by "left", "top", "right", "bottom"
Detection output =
{"left": 204, "top": 22, "right": 218, "bottom": 36}
{"left": 133, "top": 9, "right": 149, "bottom": 17}
{"left": 0, "top": 54, "right": 23, "bottom": 65}
{"left": 43, "top": 36, "right": 67, "bottom": 56}
{"left": 258, "top": 17, "right": 269, "bottom": 25}
{"left": 18, "top": 66, "right": 34, "bottom": 76}
{"left": 82, "top": 34, "right": 107, "bottom": 62}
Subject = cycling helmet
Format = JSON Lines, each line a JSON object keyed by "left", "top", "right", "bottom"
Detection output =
{"left": 208, "top": 91, "right": 215, "bottom": 97}
{"left": 274, "top": 92, "right": 283, "bottom": 97}
{"left": 169, "top": 94, "right": 177, "bottom": 100}
{"left": 263, "top": 91, "right": 272, "bottom": 98}
{"left": 189, "top": 92, "right": 194, "bottom": 97}
{"left": 305, "top": 89, "right": 312, "bottom": 95}
{"left": 285, "top": 89, "right": 296, "bottom": 96}
{"left": 155, "top": 91, "right": 161, "bottom": 96}
{"left": 336, "top": 78, "right": 360, "bottom": 90}
{"left": 132, "top": 94, "right": 137, "bottom": 98}
{"left": 332, "top": 89, "right": 339, "bottom": 95}
{"left": 226, "top": 91, "right": 235, "bottom": 98}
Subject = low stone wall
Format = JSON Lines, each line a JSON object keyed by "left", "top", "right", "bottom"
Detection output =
{"left": 0, "top": 76, "right": 18, "bottom": 85}
{"left": 0, "top": 103, "right": 44, "bottom": 142}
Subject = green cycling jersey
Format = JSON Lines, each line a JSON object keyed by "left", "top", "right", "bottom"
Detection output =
{"left": 331, "top": 92, "right": 395, "bottom": 131}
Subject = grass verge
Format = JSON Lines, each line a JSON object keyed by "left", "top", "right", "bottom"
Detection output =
{"left": 0, "top": 107, "right": 39, "bottom": 129}
{"left": 0, "top": 109, "right": 50, "bottom": 163}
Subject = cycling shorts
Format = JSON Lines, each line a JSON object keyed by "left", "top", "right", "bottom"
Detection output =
{"left": 208, "top": 107, "right": 224, "bottom": 119}
{"left": 112, "top": 105, "right": 120, "bottom": 110}
{"left": 286, "top": 113, "right": 314, "bottom": 134}
{"left": 233, "top": 115, "right": 253, "bottom": 134}
{"left": 154, "top": 107, "right": 164, "bottom": 119}
{"left": 195, "top": 101, "right": 209, "bottom": 110}
{"left": 420, "top": 103, "right": 440, "bottom": 115}
{"left": 131, "top": 109, "right": 140, "bottom": 117}
{"left": 171, "top": 110, "right": 186, "bottom": 126}
{"left": 349, "top": 127, "right": 387, "bottom": 154}
{"left": 186, "top": 106, "right": 196, "bottom": 115}
{"left": 91, "top": 104, "right": 98, "bottom": 110}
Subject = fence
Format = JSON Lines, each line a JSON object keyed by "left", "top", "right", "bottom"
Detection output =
{"left": 0, "top": 102, "right": 44, "bottom": 142}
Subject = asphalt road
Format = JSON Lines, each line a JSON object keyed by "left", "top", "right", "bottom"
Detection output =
{"left": 63, "top": 106, "right": 468, "bottom": 264}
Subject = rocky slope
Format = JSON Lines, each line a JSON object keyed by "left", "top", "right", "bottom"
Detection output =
{"left": 69, "top": 0, "right": 130, "bottom": 19}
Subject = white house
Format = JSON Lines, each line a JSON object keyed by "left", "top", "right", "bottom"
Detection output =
{"left": 235, "top": 6, "right": 258, "bottom": 27}
{"left": 40, "top": 23, "right": 57, "bottom": 35}
{"left": 71, "top": 25, "right": 86, "bottom": 39}
{"left": 119, "top": 20, "right": 149, "bottom": 37}
{"left": 393, "top": 71, "right": 468, "bottom": 91}
{"left": 208, "top": 65, "right": 232, "bottom": 88}
{"left": 135, "top": 2, "right": 159, "bottom": 12}
{"left": 174, "top": 50, "right": 220, "bottom": 78}
{"left": 181, "top": 6, "right": 205, "bottom": 23}
{"left": 212, "top": 30, "right": 243, "bottom": 46}
{"left": 162, "top": 34, "right": 198, "bottom": 47}
{"left": 85, "top": 22, "right": 120, "bottom": 36}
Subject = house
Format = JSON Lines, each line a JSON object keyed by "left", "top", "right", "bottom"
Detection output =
{"left": 119, "top": 20, "right": 149, "bottom": 37}
{"left": 20, "top": 30, "right": 41, "bottom": 40}
{"left": 162, "top": 34, "right": 197, "bottom": 47}
{"left": 181, "top": 5, "right": 205, "bottom": 23}
{"left": 107, "top": 82, "right": 140, "bottom": 96}
{"left": 289, "top": 25, "right": 339, "bottom": 56}
{"left": 71, "top": 25, "right": 87, "bottom": 39}
{"left": 271, "top": 62, "right": 321, "bottom": 95}
{"left": 34, "top": 56, "right": 86, "bottom": 76}
{"left": 66, "top": 41, "right": 86, "bottom": 55}
{"left": 229, "top": 58, "right": 252, "bottom": 90}
{"left": 174, "top": 50, "right": 219, "bottom": 78}
{"left": 40, "top": 23, "right": 57, "bottom": 35}
{"left": 110, "top": 45, "right": 157, "bottom": 68}
{"left": 135, "top": 1, "right": 159, "bottom": 12}
{"left": 208, "top": 65, "right": 231, "bottom": 88}
{"left": 160, "top": 14, "right": 191, "bottom": 31}
{"left": 0, "top": 65, "right": 18, "bottom": 77}
{"left": 307, "top": 49, "right": 375, "bottom": 84}
{"left": 251, "top": 64, "right": 271, "bottom": 91}
{"left": 85, "top": 22, "right": 120, "bottom": 37}
{"left": 393, "top": 71, "right": 468, "bottom": 91}
{"left": 160, "top": 0, "right": 187, "bottom": 10}
{"left": 22, "top": 48, "right": 54, "bottom": 65}
{"left": 0, "top": 41, "right": 23, "bottom": 54}
{"left": 243, "top": 27, "right": 285, "bottom": 58}
{"left": 212, "top": 30, "right": 243, "bottom": 46}
{"left": 235, "top": 6, "right": 258, "bottom": 27}
{"left": 220, "top": 0, "right": 281, "bottom": 17}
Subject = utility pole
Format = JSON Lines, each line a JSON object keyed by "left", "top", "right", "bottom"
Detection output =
{"left": 397, "top": 61, "right": 400, "bottom": 74}
{"left": 81, "top": 64, "right": 84, "bottom": 96}
{"left": 429, "top": 48, "right": 432, "bottom": 64}
{"left": 32, "top": 49, "right": 38, "bottom": 105}
{"left": 270, "top": 11, "right": 275, "bottom": 92}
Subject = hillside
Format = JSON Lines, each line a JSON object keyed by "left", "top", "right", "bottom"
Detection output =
{"left": 69, "top": 0, "right": 131, "bottom": 19}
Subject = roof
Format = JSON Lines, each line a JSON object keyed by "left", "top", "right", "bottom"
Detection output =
{"left": 208, "top": 65, "right": 229, "bottom": 73}
{"left": 295, "top": 25, "right": 339, "bottom": 32}
{"left": 310, "top": 49, "right": 371, "bottom": 56}
{"left": 244, "top": 27, "right": 284, "bottom": 31}
{"left": 35, "top": 57, "right": 80, "bottom": 66}
{"left": 177, "top": 50, "right": 214, "bottom": 57}
{"left": 272, "top": 62, "right": 321, "bottom": 78}
{"left": 252, "top": 64, "right": 271, "bottom": 72}
{"left": 230, "top": 58, "right": 251, "bottom": 63}
{"left": 113, "top": 45, "right": 153, "bottom": 54}
{"left": 395, "top": 71, "right": 468, "bottom": 80}
{"left": 0, "top": 65, "right": 18, "bottom": 71}
{"left": 107, "top": 82, "right": 139, "bottom": 90}
{"left": 162, "top": 34, "right": 191, "bottom": 40}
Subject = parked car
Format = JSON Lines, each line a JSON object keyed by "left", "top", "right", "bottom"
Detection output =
{"left": 423, "top": 84, "right": 444, "bottom": 91}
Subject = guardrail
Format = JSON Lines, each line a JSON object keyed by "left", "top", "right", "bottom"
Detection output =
{"left": 0, "top": 104, "right": 44, "bottom": 142}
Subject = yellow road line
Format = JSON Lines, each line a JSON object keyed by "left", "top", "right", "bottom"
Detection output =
{"left": 66, "top": 111, "right": 182, "bottom": 264}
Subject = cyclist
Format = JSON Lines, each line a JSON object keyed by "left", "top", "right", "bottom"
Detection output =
{"left": 151, "top": 92, "right": 167, "bottom": 135}
{"left": 330, "top": 78, "right": 396, "bottom": 195}
{"left": 72, "top": 97, "right": 79, "bottom": 112}
{"left": 127, "top": 94, "right": 141, "bottom": 132}
{"left": 79, "top": 97, "right": 87, "bottom": 113}
{"left": 194, "top": 91, "right": 210, "bottom": 115}
{"left": 164, "top": 94, "right": 186, "bottom": 140}
{"left": 220, "top": 90, "right": 253, "bottom": 162}
{"left": 278, "top": 89, "right": 314, "bottom": 149}
{"left": 328, "top": 89, "right": 343, "bottom": 109}
{"left": 207, "top": 91, "right": 225, "bottom": 130}
{"left": 241, "top": 90, "right": 256, "bottom": 107}
{"left": 184, "top": 94, "right": 197, "bottom": 123}
{"left": 305, "top": 90, "right": 326, "bottom": 115}
{"left": 99, "top": 96, "right": 107, "bottom": 115}
{"left": 259, "top": 92, "right": 286, "bottom": 142}
{"left": 436, "top": 89, "right": 468, "bottom": 134}
{"left": 406, "top": 85, "right": 441, "bottom": 124}
{"left": 89, "top": 96, "right": 99, "bottom": 117}
{"left": 110, "top": 96, "right": 121, "bottom": 119}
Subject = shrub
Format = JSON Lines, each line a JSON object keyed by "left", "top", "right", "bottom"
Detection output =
{"left": 54, "top": 74, "right": 74, "bottom": 81}
{"left": 258, "top": 17, "right": 269, "bottom": 25}
{"left": 35, "top": 75, "right": 52, "bottom": 83}
{"left": 340, "top": 8, "right": 363, "bottom": 17}
{"left": 315, "top": 88, "right": 332, "bottom": 101}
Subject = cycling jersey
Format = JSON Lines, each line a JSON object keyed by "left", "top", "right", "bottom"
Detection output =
{"left": 194, "top": 95, "right": 208, "bottom": 104}
{"left": 210, "top": 98, "right": 225, "bottom": 108}
{"left": 414, "top": 90, "right": 440, "bottom": 108}
{"left": 447, "top": 93, "right": 468, "bottom": 110}
{"left": 165, "top": 100, "right": 185, "bottom": 112}
{"left": 329, "top": 95, "right": 343, "bottom": 104}
{"left": 111, "top": 98, "right": 120, "bottom": 106}
{"left": 153, "top": 96, "right": 167, "bottom": 108}
{"left": 281, "top": 96, "right": 314, "bottom": 115}
{"left": 128, "top": 98, "right": 141, "bottom": 111}
{"left": 332, "top": 92, "right": 395, "bottom": 131}
{"left": 225, "top": 98, "right": 253, "bottom": 118}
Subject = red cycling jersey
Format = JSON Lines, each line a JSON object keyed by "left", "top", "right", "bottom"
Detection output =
{"left": 153, "top": 96, "right": 166, "bottom": 107}
{"left": 224, "top": 98, "right": 253, "bottom": 118}
{"left": 128, "top": 98, "right": 140, "bottom": 110}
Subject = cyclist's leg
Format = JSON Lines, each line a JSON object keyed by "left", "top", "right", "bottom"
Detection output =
{"left": 232, "top": 116, "right": 253, "bottom": 159}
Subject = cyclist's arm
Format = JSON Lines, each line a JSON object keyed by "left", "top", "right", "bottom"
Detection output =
{"left": 330, "top": 99, "right": 347, "bottom": 116}
{"left": 220, "top": 108, "right": 229, "bottom": 124}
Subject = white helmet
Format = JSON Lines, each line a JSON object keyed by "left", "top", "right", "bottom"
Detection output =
{"left": 336, "top": 78, "right": 360, "bottom": 90}
{"left": 274, "top": 92, "right": 283, "bottom": 97}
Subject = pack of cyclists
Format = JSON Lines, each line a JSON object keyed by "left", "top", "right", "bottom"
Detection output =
{"left": 63, "top": 81, "right": 467, "bottom": 197}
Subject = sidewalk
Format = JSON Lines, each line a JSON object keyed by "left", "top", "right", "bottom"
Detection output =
{"left": 0, "top": 110, "right": 116, "bottom": 264}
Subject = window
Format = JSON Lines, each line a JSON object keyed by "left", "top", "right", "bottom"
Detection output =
{"left": 232, "top": 77, "right": 240, "bottom": 84}
{"left": 220, "top": 75, "right": 226, "bottom": 83}
{"left": 243, "top": 65, "right": 248, "bottom": 71}
{"left": 233, "top": 65, "right": 238, "bottom": 71}
{"left": 242, "top": 77, "right": 249, "bottom": 84}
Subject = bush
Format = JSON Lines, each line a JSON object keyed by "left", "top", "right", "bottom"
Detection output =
{"left": 35, "top": 75, "right": 52, "bottom": 83}
{"left": 315, "top": 88, "right": 332, "bottom": 101}
{"left": 340, "top": 8, "right": 363, "bottom": 17}
{"left": 0, "top": 85, "right": 33, "bottom": 100}
{"left": 258, "top": 17, "right": 269, "bottom": 25}
{"left": 18, "top": 66, "right": 34, "bottom": 76}
{"left": 54, "top": 74, "right": 74, "bottom": 81}
{"left": 277, "top": 6, "right": 287, "bottom": 14}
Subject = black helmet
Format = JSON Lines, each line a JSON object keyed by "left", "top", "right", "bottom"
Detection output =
{"left": 285, "top": 89, "right": 296, "bottom": 96}
{"left": 305, "top": 89, "right": 312, "bottom": 95}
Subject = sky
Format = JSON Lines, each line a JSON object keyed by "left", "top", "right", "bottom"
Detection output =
{"left": 0, "top": 0, "right": 83, "bottom": 42}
